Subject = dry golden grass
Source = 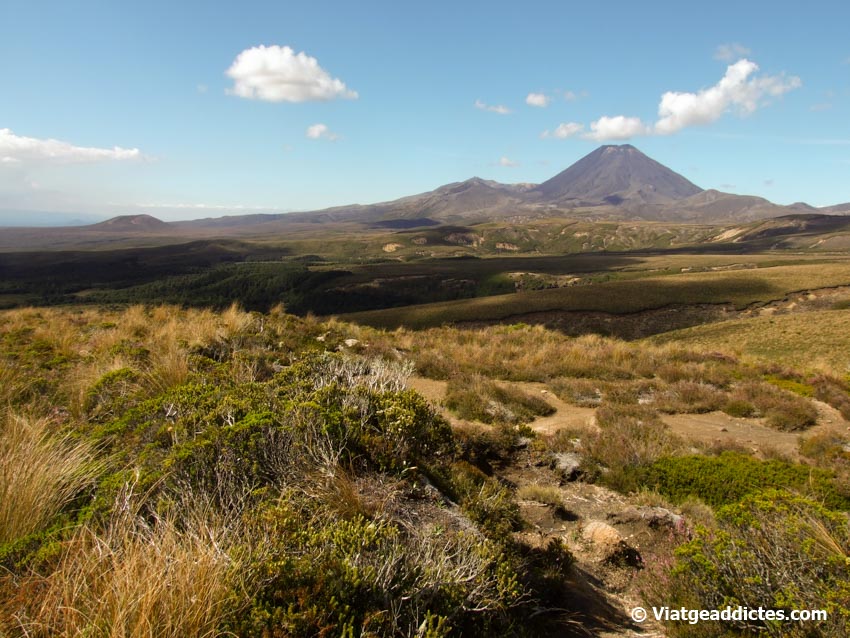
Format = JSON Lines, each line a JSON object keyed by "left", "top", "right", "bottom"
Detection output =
{"left": 387, "top": 324, "right": 658, "bottom": 381}
{"left": 649, "top": 309, "right": 850, "bottom": 376}
{"left": 516, "top": 484, "right": 564, "bottom": 508}
{"left": 0, "top": 305, "right": 260, "bottom": 411}
{"left": 5, "top": 500, "right": 242, "bottom": 638}
{"left": 0, "top": 413, "right": 103, "bottom": 544}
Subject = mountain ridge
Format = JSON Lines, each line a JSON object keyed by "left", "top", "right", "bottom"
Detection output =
{"left": 5, "top": 145, "right": 850, "bottom": 238}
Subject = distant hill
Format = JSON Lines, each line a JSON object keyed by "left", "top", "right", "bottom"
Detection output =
{"left": 88, "top": 214, "right": 171, "bottom": 232}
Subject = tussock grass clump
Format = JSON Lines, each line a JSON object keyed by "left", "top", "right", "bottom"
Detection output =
{"left": 444, "top": 375, "right": 553, "bottom": 424}
{"left": 800, "top": 429, "right": 850, "bottom": 471}
{"left": 516, "top": 484, "right": 564, "bottom": 508}
{"left": 727, "top": 381, "right": 818, "bottom": 430}
{"left": 583, "top": 404, "right": 682, "bottom": 492}
{"left": 0, "top": 362, "right": 27, "bottom": 406}
{"left": 3, "top": 492, "right": 242, "bottom": 638}
{"left": 548, "top": 378, "right": 603, "bottom": 407}
{"left": 810, "top": 374, "right": 850, "bottom": 420}
{"left": 654, "top": 381, "right": 726, "bottom": 414}
{"left": 0, "top": 413, "right": 102, "bottom": 545}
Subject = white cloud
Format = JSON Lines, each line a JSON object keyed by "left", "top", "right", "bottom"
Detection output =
{"left": 474, "top": 99, "right": 512, "bottom": 115}
{"left": 0, "top": 128, "right": 142, "bottom": 164}
{"left": 526, "top": 92, "right": 550, "bottom": 107}
{"left": 497, "top": 156, "right": 519, "bottom": 167}
{"left": 562, "top": 90, "right": 578, "bottom": 102}
{"left": 654, "top": 59, "right": 801, "bottom": 135}
{"left": 557, "top": 59, "right": 801, "bottom": 143}
{"left": 305, "top": 123, "right": 339, "bottom": 141}
{"left": 226, "top": 45, "right": 358, "bottom": 103}
{"left": 585, "top": 116, "right": 651, "bottom": 141}
{"left": 715, "top": 43, "right": 751, "bottom": 62}
{"left": 540, "top": 122, "right": 585, "bottom": 139}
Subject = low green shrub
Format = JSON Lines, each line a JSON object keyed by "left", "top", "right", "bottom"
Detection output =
{"left": 631, "top": 452, "right": 850, "bottom": 510}
{"left": 661, "top": 490, "right": 850, "bottom": 637}
{"left": 235, "top": 500, "right": 524, "bottom": 637}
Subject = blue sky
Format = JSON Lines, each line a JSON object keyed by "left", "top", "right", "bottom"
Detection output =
{"left": 1, "top": 0, "right": 849, "bottom": 223}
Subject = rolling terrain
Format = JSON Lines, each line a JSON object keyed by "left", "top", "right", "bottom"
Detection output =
{"left": 3, "top": 142, "right": 850, "bottom": 638}
{"left": 3, "top": 144, "right": 849, "bottom": 252}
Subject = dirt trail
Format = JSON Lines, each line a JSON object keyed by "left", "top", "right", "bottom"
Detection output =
{"left": 404, "top": 374, "right": 848, "bottom": 637}
{"left": 406, "top": 376, "right": 849, "bottom": 458}
{"left": 661, "top": 401, "right": 846, "bottom": 459}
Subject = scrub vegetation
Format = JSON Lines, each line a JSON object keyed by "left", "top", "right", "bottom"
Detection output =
{"left": 1, "top": 305, "right": 849, "bottom": 637}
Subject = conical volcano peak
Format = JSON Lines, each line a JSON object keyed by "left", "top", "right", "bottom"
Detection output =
{"left": 532, "top": 144, "right": 702, "bottom": 204}
{"left": 601, "top": 143, "right": 637, "bottom": 151}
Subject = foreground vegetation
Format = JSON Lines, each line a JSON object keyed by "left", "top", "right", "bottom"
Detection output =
{"left": 1, "top": 306, "right": 849, "bottom": 636}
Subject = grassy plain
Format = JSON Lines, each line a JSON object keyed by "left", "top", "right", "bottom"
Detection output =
{"left": 649, "top": 308, "right": 850, "bottom": 375}
{"left": 340, "top": 259, "right": 850, "bottom": 329}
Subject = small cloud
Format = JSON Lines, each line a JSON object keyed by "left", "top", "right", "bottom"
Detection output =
{"left": 0, "top": 128, "right": 143, "bottom": 164}
{"left": 810, "top": 103, "right": 833, "bottom": 111}
{"left": 654, "top": 59, "right": 801, "bottom": 135}
{"left": 584, "top": 116, "right": 650, "bottom": 141}
{"left": 764, "top": 179, "right": 774, "bottom": 186}
{"left": 526, "top": 92, "right": 550, "bottom": 107}
{"left": 305, "top": 123, "right": 339, "bottom": 141}
{"left": 719, "top": 183, "right": 736, "bottom": 190}
{"left": 541, "top": 122, "right": 584, "bottom": 139}
{"left": 497, "top": 156, "right": 519, "bottom": 167}
{"left": 562, "top": 90, "right": 577, "bottom": 102}
{"left": 474, "top": 99, "right": 512, "bottom": 115}
{"left": 196, "top": 84, "right": 208, "bottom": 93}
{"left": 226, "top": 45, "right": 357, "bottom": 103}
{"left": 715, "top": 43, "right": 751, "bottom": 62}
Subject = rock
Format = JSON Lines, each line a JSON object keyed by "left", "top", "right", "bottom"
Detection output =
{"left": 607, "top": 506, "right": 684, "bottom": 531}
{"left": 552, "top": 452, "right": 583, "bottom": 481}
{"left": 583, "top": 521, "right": 643, "bottom": 568}
{"left": 582, "top": 521, "right": 622, "bottom": 547}
{"left": 343, "top": 338, "right": 360, "bottom": 348}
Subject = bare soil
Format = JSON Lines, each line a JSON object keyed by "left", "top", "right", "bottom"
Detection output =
{"left": 407, "top": 376, "right": 848, "bottom": 459}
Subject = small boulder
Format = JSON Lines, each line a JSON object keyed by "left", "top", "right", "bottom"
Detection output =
{"left": 582, "top": 521, "right": 643, "bottom": 568}
{"left": 552, "top": 452, "right": 583, "bottom": 481}
{"left": 582, "top": 521, "right": 623, "bottom": 547}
